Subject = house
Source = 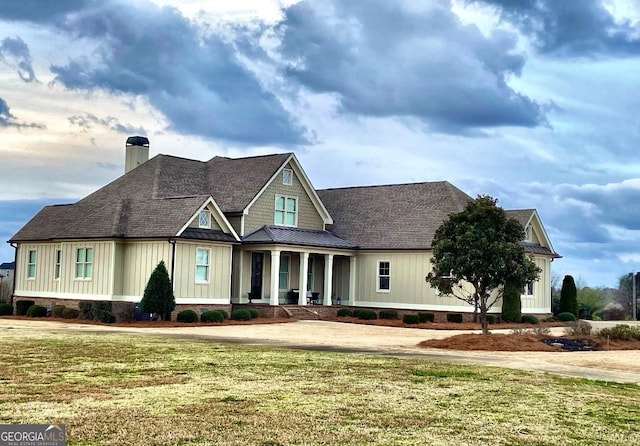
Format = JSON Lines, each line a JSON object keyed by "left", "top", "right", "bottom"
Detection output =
{"left": 0, "top": 261, "right": 15, "bottom": 301}
{"left": 8, "top": 137, "right": 559, "bottom": 319}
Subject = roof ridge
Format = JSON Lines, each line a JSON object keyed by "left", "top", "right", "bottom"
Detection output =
{"left": 207, "top": 152, "right": 292, "bottom": 163}
{"left": 317, "top": 180, "right": 452, "bottom": 192}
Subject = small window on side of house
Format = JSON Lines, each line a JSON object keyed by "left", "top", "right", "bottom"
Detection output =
{"left": 523, "top": 281, "right": 534, "bottom": 296}
{"left": 199, "top": 210, "right": 211, "bottom": 228}
{"left": 27, "top": 250, "right": 37, "bottom": 279}
{"left": 55, "top": 249, "right": 61, "bottom": 280}
{"left": 377, "top": 261, "right": 390, "bottom": 292}
{"left": 283, "top": 168, "right": 293, "bottom": 186}
{"left": 75, "top": 248, "right": 93, "bottom": 279}
{"left": 196, "top": 248, "right": 210, "bottom": 283}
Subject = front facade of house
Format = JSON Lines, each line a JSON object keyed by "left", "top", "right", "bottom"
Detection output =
{"left": 9, "top": 138, "right": 559, "bottom": 317}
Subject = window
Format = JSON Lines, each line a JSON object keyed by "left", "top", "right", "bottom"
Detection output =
{"left": 377, "top": 261, "right": 390, "bottom": 292}
{"left": 196, "top": 248, "right": 210, "bottom": 283}
{"left": 275, "top": 195, "right": 297, "bottom": 226}
{"left": 523, "top": 281, "right": 534, "bottom": 296}
{"left": 55, "top": 250, "right": 61, "bottom": 280}
{"left": 282, "top": 168, "right": 293, "bottom": 186}
{"left": 525, "top": 226, "right": 533, "bottom": 241}
{"left": 27, "top": 250, "right": 36, "bottom": 278}
{"left": 279, "top": 255, "right": 290, "bottom": 290}
{"left": 75, "top": 248, "right": 93, "bottom": 279}
{"left": 199, "top": 210, "right": 211, "bottom": 228}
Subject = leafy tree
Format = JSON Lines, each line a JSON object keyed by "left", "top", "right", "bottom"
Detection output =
{"left": 426, "top": 195, "right": 540, "bottom": 334}
{"left": 501, "top": 279, "right": 522, "bottom": 323}
{"left": 141, "top": 261, "right": 175, "bottom": 320}
{"left": 614, "top": 273, "right": 639, "bottom": 319}
{"left": 577, "top": 286, "right": 606, "bottom": 320}
{"left": 559, "top": 275, "right": 578, "bottom": 317}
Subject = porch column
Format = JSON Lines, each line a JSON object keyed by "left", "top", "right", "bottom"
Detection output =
{"left": 299, "top": 251, "right": 309, "bottom": 305}
{"left": 348, "top": 256, "right": 357, "bottom": 305}
{"left": 270, "top": 250, "right": 280, "bottom": 306}
{"left": 323, "top": 254, "right": 334, "bottom": 306}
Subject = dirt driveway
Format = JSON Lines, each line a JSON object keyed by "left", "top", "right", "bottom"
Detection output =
{"left": 2, "top": 319, "right": 639, "bottom": 384}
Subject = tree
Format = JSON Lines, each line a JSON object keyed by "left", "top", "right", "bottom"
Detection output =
{"left": 501, "top": 279, "right": 522, "bottom": 323}
{"left": 559, "top": 275, "right": 578, "bottom": 317}
{"left": 426, "top": 195, "right": 540, "bottom": 334}
{"left": 141, "top": 261, "right": 175, "bottom": 320}
{"left": 577, "top": 286, "right": 606, "bottom": 320}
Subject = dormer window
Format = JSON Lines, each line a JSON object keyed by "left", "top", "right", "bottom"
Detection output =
{"left": 199, "top": 210, "right": 211, "bottom": 228}
{"left": 282, "top": 168, "right": 293, "bottom": 186}
{"left": 525, "top": 226, "right": 532, "bottom": 241}
{"left": 275, "top": 195, "right": 297, "bottom": 226}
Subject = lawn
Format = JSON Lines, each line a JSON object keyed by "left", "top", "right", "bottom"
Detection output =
{"left": 0, "top": 327, "right": 638, "bottom": 445}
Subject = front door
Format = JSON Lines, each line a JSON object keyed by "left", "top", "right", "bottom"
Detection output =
{"left": 250, "top": 252, "right": 264, "bottom": 301}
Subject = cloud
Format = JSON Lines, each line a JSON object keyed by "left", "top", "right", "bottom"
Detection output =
{"left": 0, "top": 0, "right": 307, "bottom": 145}
{"left": 68, "top": 113, "right": 146, "bottom": 135}
{"left": 275, "top": 0, "right": 546, "bottom": 134}
{"left": 0, "top": 36, "right": 36, "bottom": 82}
{"left": 0, "top": 97, "right": 44, "bottom": 129}
{"left": 474, "top": 0, "right": 640, "bottom": 57}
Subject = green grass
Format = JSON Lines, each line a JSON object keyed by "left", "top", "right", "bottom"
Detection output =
{"left": 0, "top": 328, "right": 639, "bottom": 445}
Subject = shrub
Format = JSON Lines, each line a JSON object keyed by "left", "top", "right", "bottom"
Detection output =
{"left": 355, "top": 309, "right": 377, "bottom": 320}
{"left": 559, "top": 275, "right": 578, "bottom": 317}
{"left": 337, "top": 308, "right": 353, "bottom": 317}
{"left": 201, "top": 310, "right": 224, "bottom": 323}
{"left": 248, "top": 308, "right": 260, "bottom": 319}
{"left": 564, "top": 320, "right": 592, "bottom": 336}
{"left": 418, "top": 312, "right": 435, "bottom": 323}
{"left": 531, "top": 326, "right": 551, "bottom": 336}
{"left": 79, "top": 302, "right": 94, "bottom": 320}
{"left": 501, "top": 280, "right": 522, "bottom": 322}
{"left": 16, "top": 300, "right": 35, "bottom": 316}
{"left": 545, "top": 316, "right": 557, "bottom": 322}
{"left": 141, "top": 261, "right": 175, "bottom": 320}
{"left": 176, "top": 310, "right": 198, "bottom": 323}
{"left": 446, "top": 313, "right": 463, "bottom": 323}
{"left": 557, "top": 312, "right": 577, "bottom": 322}
{"left": 598, "top": 324, "right": 640, "bottom": 341}
{"left": 231, "top": 309, "right": 252, "bottom": 321}
{"left": 403, "top": 314, "right": 420, "bottom": 324}
{"left": 94, "top": 301, "right": 115, "bottom": 323}
{"left": 0, "top": 303, "right": 13, "bottom": 316}
{"left": 26, "top": 304, "right": 47, "bottom": 318}
{"left": 51, "top": 305, "right": 66, "bottom": 318}
{"left": 521, "top": 314, "right": 539, "bottom": 324}
{"left": 61, "top": 308, "right": 80, "bottom": 319}
{"left": 486, "top": 315, "right": 496, "bottom": 325}
{"left": 379, "top": 309, "right": 398, "bottom": 320}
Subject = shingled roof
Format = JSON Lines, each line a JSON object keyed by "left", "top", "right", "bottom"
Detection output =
{"left": 243, "top": 225, "right": 357, "bottom": 249}
{"left": 317, "top": 181, "right": 472, "bottom": 250}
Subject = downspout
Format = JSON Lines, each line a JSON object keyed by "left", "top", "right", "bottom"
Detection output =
{"left": 9, "top": 242, "right": 17, "bottom": 307}
{"left": 168, "top": 239, "right": 176, "bottom": 290}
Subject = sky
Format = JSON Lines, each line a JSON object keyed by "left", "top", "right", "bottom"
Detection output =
{"left": 1, "top": 0, "right": 640, "bottom": 288}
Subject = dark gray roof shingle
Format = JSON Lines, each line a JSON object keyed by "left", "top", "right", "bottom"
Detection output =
{"left": 243, "top": 225, "right": 357, "bottom": 249}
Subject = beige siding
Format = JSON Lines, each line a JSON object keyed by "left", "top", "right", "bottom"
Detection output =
{"left": 332, "top": 256, "right": 350, "bottom": 301}
{"left": 120, "top": 241, "right": 172, "bottom": 298}
{"left": 521, "top": 255, "right": 552, "bottom": 312}
{"left": 15, "top": 242, "right": 60, "bottom": 294}
{"left": 173, "top": 241, "right": 231, "bottom": 299}
{"left": 187, "top": 206, "right": 222, "bottom": 230}
{"left": 228, "top": 216, "right": 242, "bottom": 236}
{"left": 244, "top": 162, "right": 324, "bottom": 234}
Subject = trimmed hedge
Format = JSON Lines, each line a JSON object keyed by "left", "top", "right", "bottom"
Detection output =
{"left": 61, "top": 308, "right": 80, "bottom": 319}
{"left": 201, "top": 310, "right": 224, "bottom": 323}
{"left": 79, "top": 302, "right": 94, "bottom": 320}
{"left": 0, "top": 303, "right": 13, "bottom": 316}
{"left": 248, "top": 308, "right": 260, "bottom": 319}
{"left": 418, "top": 312, "right": 435, "bottom": 323}
{"left": 557, "top": 312, "right": 577, "bottom": 322}
{"left": 354, "top": 309, "right": 377, "bottom": 320}
{"left": 403, "top": 314, "right": 420, "bottom": 325}
{"left": 521, "top": 314, "right": 539, "bottom": 324}
{"left": 231, "top": 309, "right": 252, "bottom": 321}
{"left": 16, "top": 300, "right": 35, "bottom": 316}
{"left": 379, "top": 309, "right": 398, "bottom": 320}
{"left": 336, "top": 308, "right": 353, "bottom": 317}
{"left": 177, "top": 310, "right": 198, "bottom": 323}
{"left": 94, "top": 301, "right": 115, "bottom": 323}
{"left": 26, "top": 304, "right": 47, "bottom": 318}
{"left": 51, "top": 305, "right": 66, "bottom": 318}
{"left": 446, "top": 313, "right": 463, "bottom": 323}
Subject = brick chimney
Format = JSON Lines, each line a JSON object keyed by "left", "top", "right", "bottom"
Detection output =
{"left": 125, "top": 136, "right": 149, "bottom": 174}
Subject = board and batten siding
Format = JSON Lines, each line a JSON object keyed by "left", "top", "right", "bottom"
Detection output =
{"left": 173, "top": 241, "right": 231, "bottom": 301}
{"left": 244, "top": 163, "right": 324, "bottom": 235}
{"left": 521, "top": 255, "right": 552, "bottom": 313}
{"left": 117, "top": 240, "right": 172, "bottom": 299}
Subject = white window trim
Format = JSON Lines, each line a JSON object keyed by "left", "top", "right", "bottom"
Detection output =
{"left": 195, "top": 247, "right": 211, "bottom": 284}
{"left": 54, "top": 249, "right": 61, "bottom": 280}
{"left": 199, "top": 210, "right": 211, "bottom": 229}
{"left": 27, "top": 250, "right": 37, "bottom": 279}
{"left": 522, "top": 281, "right": 535, "bottom": 298}
{"left": 279, "top": 254, "right": 290, "bottom": 290}
{"left": 274, "top": 194, "right": 298, "bottom": 227}
{"left": 75, "top": 247, "right": 93, "bottom": 280}
{"left": 376, "top": 260, "right": 390, "bottom": 293}
{"left": 282, "top": 168, "right": 293, "bottom": 186}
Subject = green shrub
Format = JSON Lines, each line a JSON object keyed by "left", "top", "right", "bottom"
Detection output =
{"left": 379, "top": 309, "right": 398, "bottom": 320}
{"left": 94, "top": 301, "right": 115, "bottom": 323}
{"left": 61, "top": 308, "right": 80, "bottom": 319}
{"left": 501, "top": 280, "right": 522, "bottom": 322}
{"left": 598, "top": 324, "right": 640, "bottom": 341}
{"left": 0, "top": 303, "right": 13, "bottom": 316}
{"left": 446, "top": 313, "right": 463, "bottom": 323}
{"left": 231, "top": 309, "right": 252, "bottom": 321}
{"left": 141, "top": 261, "right": 176, "bottom": 321}
{"left": 403, "top": 314, "right": 420, "bottom": 324}
{"left": 486, "top": 315, "right": 496, "bottom": 325}
{"left": 201, "top": 310, "right": 224, "bottom": 323}
{"left": 51, "top": 305, "right": 66, "bottom": 318}
{"left": 559, "top": 275, "right": 578, "bottom": 317}
{"left": 557, "top": 312, "right": 577, "bottom": 322}
{"left": 521, "top": 314, "right": 539, "bottom": 324}
{"left": 26, "top": 304, "right": 47, "bottom": 318}
{"left": 79, "top": 302, "right": 94, "bottom": 320}
{"left": 355, "top": 309, "right": 377, "bottom": 320}
{"left": 16, "top": 300, "right": 35, "bottom": 316}
{"left": 248, "top": 308, "right": 260, "bottom": 319}
{"left": 176, "top": 310, "right": 198, "bottom": 323}
{"left": 564, "top": 320, "right": 592, "bottom": 336}
{"left": 545, "top": 316, "right": 557, "bottom": 322}
{"left": 217, "top": 310, "right": 228, "bottom": 320}
{"left": 337, "top": 308, "right": 353, "bottom": 317}
{"left": 418, "top": 312, "right": 435, "bottom": 323}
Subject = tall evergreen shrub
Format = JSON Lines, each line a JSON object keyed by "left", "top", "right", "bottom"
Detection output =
{"left": 141, "top": 261, "right": 175, "bottom": 320}
{"left": 559, "top": 275, "right": 578, "bottom": 317}
{"left": 501, "top": 280, "right": 522, "bottom": 323}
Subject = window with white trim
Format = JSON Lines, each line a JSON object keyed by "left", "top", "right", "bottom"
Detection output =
{"left": 282, "top": 168, "right": 293, "bottom": 186}
{"left": 196, "top": 248, "right": 210, "bottom": 283}
{"left": 54, "top": 249, "right": 61, "bottom": 280}
{"left": 199, "top": 210, "right": 211, "bottom": 228}
{"left": 27, "top": 250, "right": 37, "bottom": 279}
{"left": 377, "top": 261, "right": 390, "bottom": 292}
{"left": 274, "top": 195, "right": 297, "bottom": 226}
{"left": 523, "top": 281, "right": 534, "bottom": 296}
{"left": 75, "top": 248, "right": 93, "bottom": 279}
{"left": 525, "top": 226, "right": 532, "bottom": 241}
{"left": 279, "top": 255, "right": 290, "bottom": 290}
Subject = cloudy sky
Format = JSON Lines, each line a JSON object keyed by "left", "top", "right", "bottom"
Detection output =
{"left": 1, "top": 0, "right": 640, "bottom": 288}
